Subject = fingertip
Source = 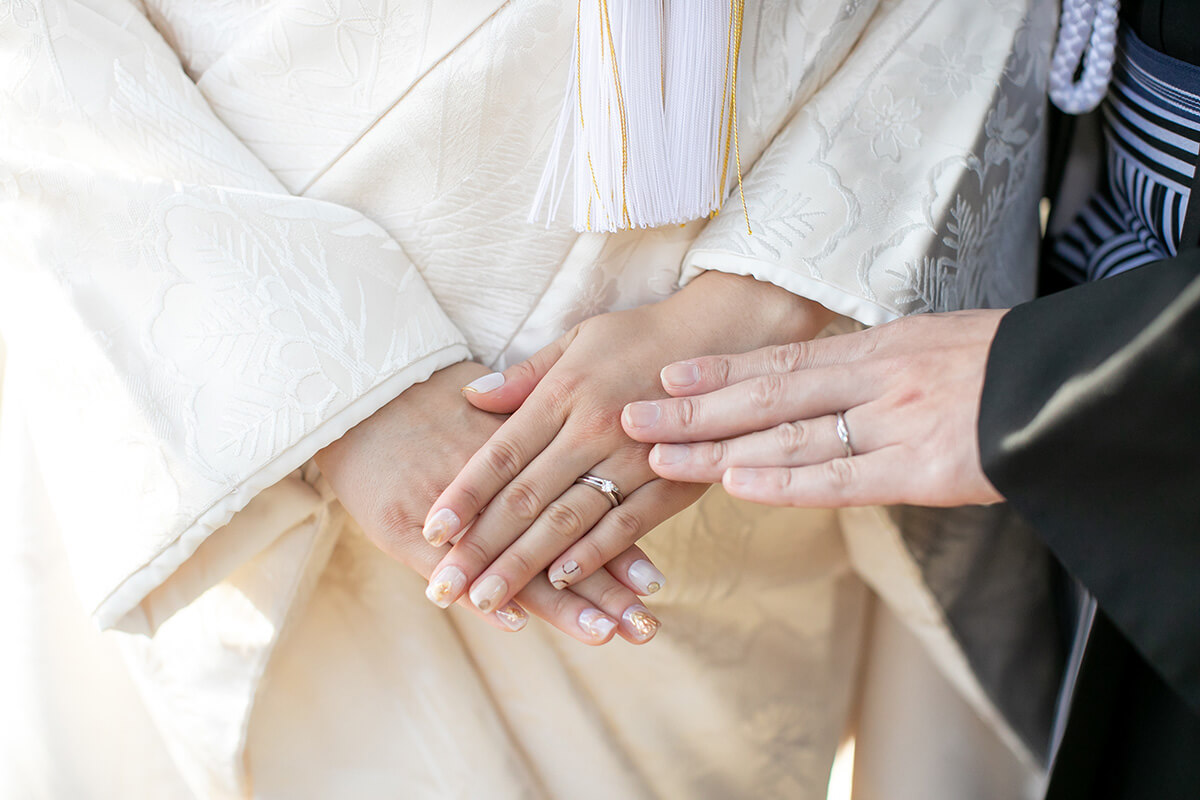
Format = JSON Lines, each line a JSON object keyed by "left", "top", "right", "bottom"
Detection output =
{"left": 660, "top": 361, "right": 700, "bottom": 394}
{"left": 578, "top": 608, "right": 618, "bottom": 645}
{"left": 460, "top": 371, "right": 505, "bottom": 395}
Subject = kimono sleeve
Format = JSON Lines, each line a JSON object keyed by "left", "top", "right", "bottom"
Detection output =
{"left": 682, "top": 0, "right": 1055, "bottom": 324}
{"left": 0, "top": 0, "right": 471, "bottom": 631}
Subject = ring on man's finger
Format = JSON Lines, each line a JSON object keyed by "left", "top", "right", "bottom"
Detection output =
{"left": 835, "top": 411, "right": 855, "bottom": 458}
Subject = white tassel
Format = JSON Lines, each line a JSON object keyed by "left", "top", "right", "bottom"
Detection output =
{"left": 531, "top": 0, "right": 749, "bottom": 233}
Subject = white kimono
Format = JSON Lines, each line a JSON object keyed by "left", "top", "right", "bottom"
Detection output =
{"left": 0, "top": 1, "right": 1059, "bottom": 798}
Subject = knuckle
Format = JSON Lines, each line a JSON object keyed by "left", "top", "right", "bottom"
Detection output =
{"left": 773, "top": 421, "right": 806, "bottom": 455}
{"left": 548, "top": 584, "right": 575, "bottom": 618}
{"left": 573, "top": 407, "right": 616, "bottom": 440}
{"left": 498, "top": 480, "right": 543, "bottom": 522}
{"left": 674, "top": 397, "right": 696, "bottom": 428}
{"left": 704, "top": 440, "right": 729, "bottom": 467}
{"left": 748, "top": 374, "right": 784, "bottom": 411}
{"left": 572, "top": 539, "right": 606, "bottom": 574}
{"left": 605, "top": 507, "right": 643, "bottom": 542}
{"left": 538, "top": 374, "right": 579, "bottom": 411}
{"left": 481, "top": 439, "right": 524, "bottom": 481}
{"left": 824, "top": 457, "right": 857, "bottom": 492}
{"left": 595, "top": 580, "right": 631, "bottom": 611}
{"left": 374, "top": 501, "right": 423, "bottom": 543}
{"left": 453, "top": 535, "right": 491, "bottom": 568}
{"left": 543, "top": 502, "right": 587, "bottom": 538}
{"left": 712, "top": 356, "right": 732, "bottom": 387}
{"left": 502, "top": 549, "right": 536, "bottom": 579}
{"left": 510, "top": 359, "right": 541, "bottom": 387}
{"left": 769, "top": 341, "right": 806, "bottom": 374}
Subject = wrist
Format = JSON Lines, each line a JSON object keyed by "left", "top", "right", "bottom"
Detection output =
{"left": 662, "top": 271, "right": 834, "bottom": 354}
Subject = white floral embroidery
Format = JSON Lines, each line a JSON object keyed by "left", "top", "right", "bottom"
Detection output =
{"left": 855, "top": 85, "right": 923, "bottom": 163}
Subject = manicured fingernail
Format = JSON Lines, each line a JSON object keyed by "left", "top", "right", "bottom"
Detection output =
{"left": 626, "top": 559, "right": 666, "bottom": 595}
{"left": 578, "top": 608, "right": 617, "bottom": 640}
{"left": 651, "top": 443, "right": 689, "bottom": 466}
{"left": 423, "top": 508, "right": 460, "bottom": 546}
{"left": 470, "top": 574, "right": 507, "bottom": 613}
{"left": 548, "top": 559, "right": 581, "bottom": 589}
{"left": 661, "top": 362, "right": 699, "bottom": 389}
{"left": 624, "top": 401, "right": 660, "bottom": 428}
{"left": 621, "top": 604, "right": 661, "bottom": 642}
{"left": 425, "top": 565, "right": 467, "bottom": 609}
{"left": 494, "top": 602, "right": 528, "bottom": 632}
{"left": 462, "top": 372, "right": 505, "bottom": 394}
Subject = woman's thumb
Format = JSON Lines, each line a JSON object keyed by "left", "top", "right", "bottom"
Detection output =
{"left": 460, "top": 334, "right": 570, "bottom": 413}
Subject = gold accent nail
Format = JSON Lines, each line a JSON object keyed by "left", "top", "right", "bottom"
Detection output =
{"left": 423, "top": 508, "right": 460, "bottom": 546}
{"left": 471, "top": 574, "right": 507, "bottom": 613}
{"left": 627, "top": 559, "right": 666, "bottom": 595}
{"left": 494, "top": 603, "right": 528, "bottom": 632}
{"left": 621, "top": 604, "right": 660, "bottom": 642}
{"left": 425, "top": 566, "right": 467, "bottom": 609}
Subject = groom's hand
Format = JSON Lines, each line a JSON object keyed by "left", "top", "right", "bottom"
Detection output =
{"left": 623, "top": 310, "right": 1008, "bottom": 508}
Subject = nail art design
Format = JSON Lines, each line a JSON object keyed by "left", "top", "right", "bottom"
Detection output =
{"left": 425, "top": 565, "right": 467, "bottom": 609}
{"left": 621, "top": 604, "right": 661, "bottom": 642}
{"left": 423, "top": 508, "right": 460, "bottom": 546}
{"left": 461, "top": 372, "right": 505, "bottom": 394}
{"left": 626, "top": 559, "right": 666, "bottom": 595}
{"left": 470, "top": 574, "right": 508, "bottom": 613}
{"left": 494, "top": 603, "right": 528, "bottom": 632}
{"left": 548, "top": 559, "right": 581, "bottom": 589}
{"left": 578, "top": 608, "right": 617, "bottom": 640}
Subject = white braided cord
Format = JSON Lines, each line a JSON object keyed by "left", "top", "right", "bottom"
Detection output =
{"left": 1049, "top": 0, "right": 1120, "bottom": 114}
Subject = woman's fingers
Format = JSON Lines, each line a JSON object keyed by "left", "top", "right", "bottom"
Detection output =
{"left": 648, "top": 410, "right": 871, "bottom": 482}
{"left": 659, "top": 334, "right": 872, "bottom": 397}
{"left": 421, "top": 400, "right": 573, "bottom": 547}
{"left": 546, "top": 479, "right": 701, "bottom": 592}
{"left": 460, "top": 329, "right": 578, "bottom": 414}
{"left": 623, "top": 364, "right": 868, "bottom": 444}
{"left": 569, "top": 568, "right": 662, "bottom": 645}
{"left": 603, "top": 545, "right": 668, "bottom": 597}
{"left": 722, "top": 447, "right": 910, "bottom": 508}
{"left": 427, "top": 449, "right": 652, "bottom": 613}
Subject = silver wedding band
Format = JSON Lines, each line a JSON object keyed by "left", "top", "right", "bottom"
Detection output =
{"left": 835, "top": 411, "right": 855, "bottom": 458}
{"left": 575, "top": 474, "right": 624, "bottom": 508}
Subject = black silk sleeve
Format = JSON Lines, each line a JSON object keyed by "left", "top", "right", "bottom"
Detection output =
{"left": 978, "top": 255, "right": 1200, "bottom": 714}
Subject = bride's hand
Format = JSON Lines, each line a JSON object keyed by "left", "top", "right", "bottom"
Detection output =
{"left": 420, "top": 273, "right": 833, "bottom": 636}
{"left": 315, "top": 360, "right": 652, "bottom": 646}
{"left": 622, "top": 310, "right": 1007, "bottom": 508}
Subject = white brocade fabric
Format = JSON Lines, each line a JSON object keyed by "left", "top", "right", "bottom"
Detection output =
{"left": 0, "top": 1, "right": 1055, "bottom": 798}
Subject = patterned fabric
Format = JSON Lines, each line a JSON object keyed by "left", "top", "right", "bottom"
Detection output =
{"left": 0, "top": 1, "right": 1059, "bottom": 797}
{"left": 1052, "top": 27, "right": 1200, "bottom": 282}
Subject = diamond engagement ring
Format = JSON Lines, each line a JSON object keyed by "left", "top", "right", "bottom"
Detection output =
{"left": 574, "top": 474, "right": 625, "bottom": 508}
{"left": 835, "top": 412, "right": 855, "bottom": 458}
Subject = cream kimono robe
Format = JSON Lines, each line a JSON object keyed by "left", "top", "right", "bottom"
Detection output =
{"left": 0, "top": 1, "right": 1060, "bottom": 798}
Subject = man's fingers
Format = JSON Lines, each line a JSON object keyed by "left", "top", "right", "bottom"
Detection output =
{"left": 659, "top": 334, "right": 873, "bottom": 397}
{"left": 721, "top": 447, "right": 908, "bottom": 508}
{"left": 648, "top": 411, "right": 871, "bottom": 482}
{"left": 624, "top": 365, "right": 868, "bottom": 444}
{"left": 460, "top": 328, "right": 577, "bottom": 414}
